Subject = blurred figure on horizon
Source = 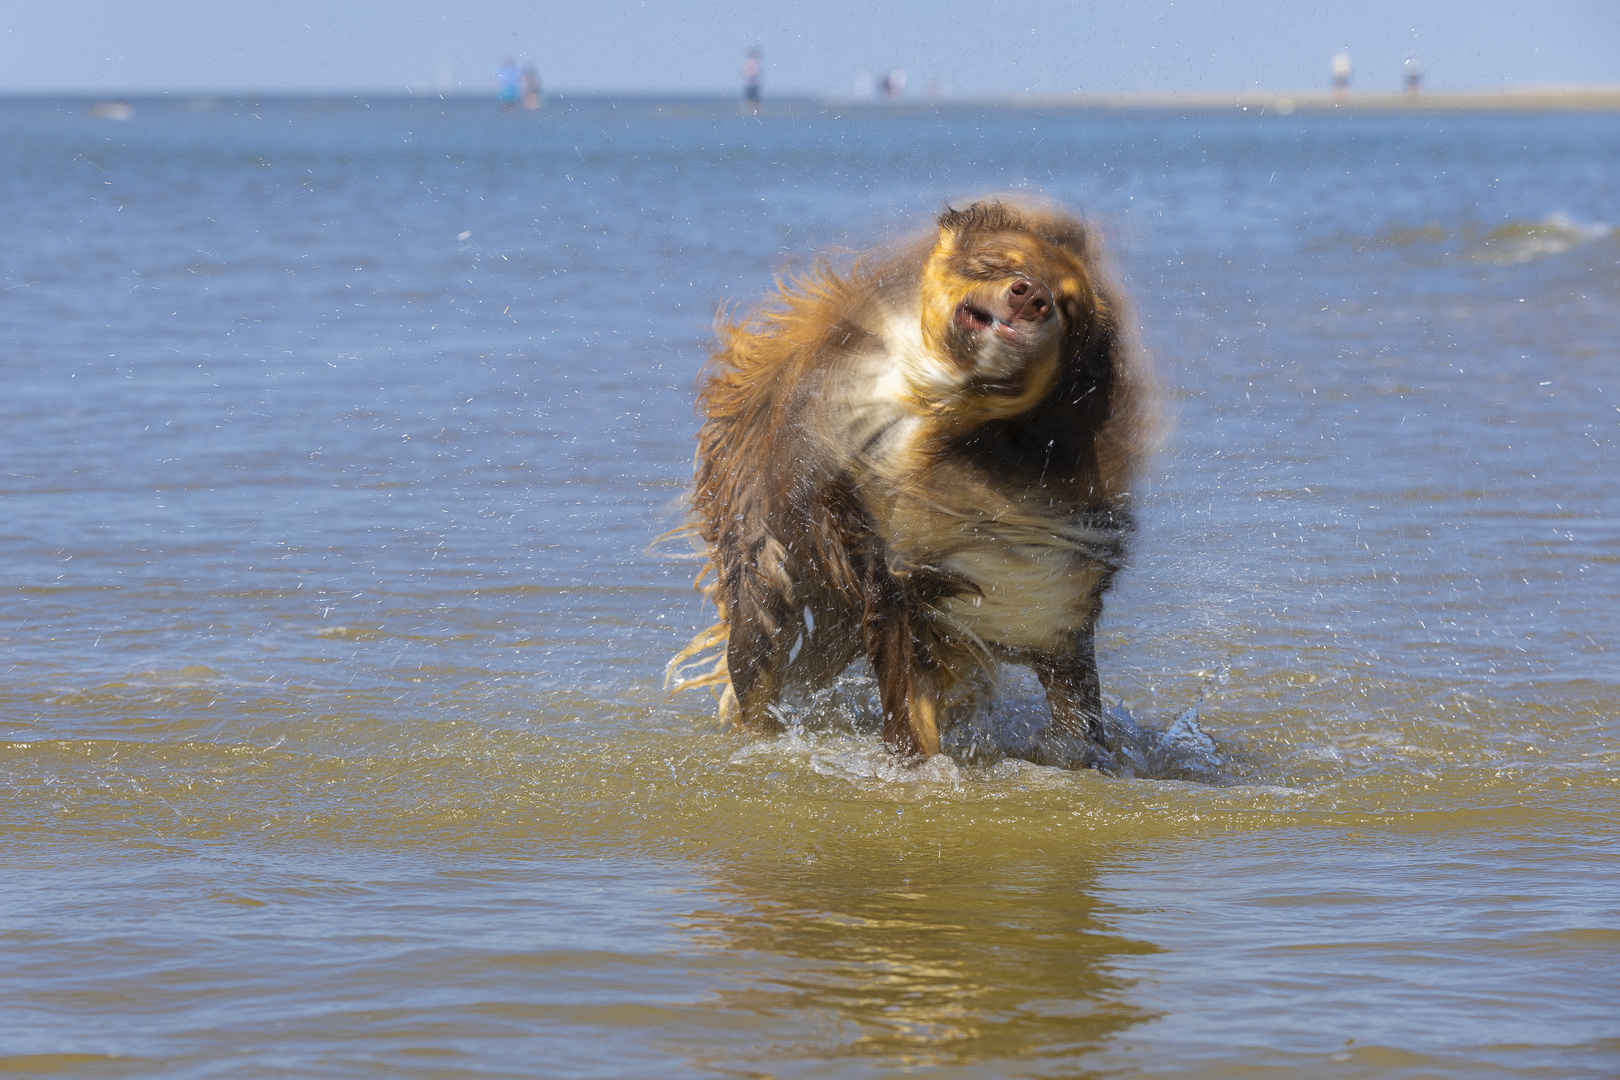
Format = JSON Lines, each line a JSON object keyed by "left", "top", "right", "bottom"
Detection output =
{"left": 497, "top": 57, "right": 520, "bottom": 112}
{"left": 1331, "top": 49, "right": 1352, "bottom": 98}
{"left": 1405, "top": 56, "right": 1424, "bottom": 95}
{"left": 522, "top": 64, "right": 542, "bottom": 110}
{"left": 88, "top": 98, "right": 134, "bottom": 121}
{"left": 881, "top": 69, "right": 907, "bottom": 99}
{"left": 742, "top": 46, "right": 762, "bottom": 109}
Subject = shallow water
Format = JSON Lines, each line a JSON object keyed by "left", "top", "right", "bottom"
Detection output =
{"left": 2, "top": 95, "right": 1618, "bottom": 1078}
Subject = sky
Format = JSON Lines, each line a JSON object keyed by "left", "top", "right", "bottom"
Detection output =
{"left": 2, "top": 0, "right": 1616, "bottom": 97}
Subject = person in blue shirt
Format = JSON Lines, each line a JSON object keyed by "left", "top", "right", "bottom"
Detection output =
{"left": 497, "top": 58, "right": 521, "bottom": 112}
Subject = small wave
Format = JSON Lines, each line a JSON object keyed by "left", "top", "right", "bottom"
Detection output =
{"left": 1475, "top": 212, "right": 1613, "bottom": 265}
{"left": 313, "top": 623, "right": 386, "bottom": 640}
{"left": 1354, "top": 213, "right": 1612, "bottom": 265}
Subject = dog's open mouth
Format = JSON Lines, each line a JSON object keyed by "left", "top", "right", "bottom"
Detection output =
{"left": 954, "top": 301, "right": 995, "bottom": 331}
{"left": 956, "top": 301, "right": 1028, "bottom": 348}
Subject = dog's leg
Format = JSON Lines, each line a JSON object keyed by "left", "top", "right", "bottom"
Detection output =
{"left": 727, "top": 623, "right": 788, "bottom": 733}
{"left": 724, "top": 539, "right": 796, "bottom": 733}
{"left": 866, "top": 596, "right": 941, "bottom": 758}
{"left": 907, "top": 674, "right": 942, "bottom": 757}
{"left": 1031, "top": 631, "right": 1114, "bottom": 770}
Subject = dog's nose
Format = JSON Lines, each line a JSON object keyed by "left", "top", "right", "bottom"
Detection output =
{"left": 1005, "top": 278, "right": 1053, "bottom": 322}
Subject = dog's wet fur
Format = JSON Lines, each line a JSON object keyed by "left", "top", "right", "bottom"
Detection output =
{"left": 668, "top": 198, "right": 1151, "bottom": 770}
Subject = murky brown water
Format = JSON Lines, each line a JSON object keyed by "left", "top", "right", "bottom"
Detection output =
{"left": 2, "top": 96, "right": 1617, "bottom": 1077}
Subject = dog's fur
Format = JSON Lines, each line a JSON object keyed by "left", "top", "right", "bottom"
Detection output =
{"left": 668, "top": 198, "right": 1150, "bottom": 768}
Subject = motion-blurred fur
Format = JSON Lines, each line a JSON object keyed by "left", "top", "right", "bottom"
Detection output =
{"left": 668, "top": 198, "right": 1151, "bottom": 768}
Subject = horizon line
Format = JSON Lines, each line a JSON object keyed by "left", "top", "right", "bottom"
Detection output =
{"left": 5, "top": 84, "right": 1618, "bottom": 113}
{"left": 2, "top": 81, "right": 1618, "bottom": 99}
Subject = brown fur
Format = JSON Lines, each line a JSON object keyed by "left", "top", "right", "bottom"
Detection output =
{"left": 668, "top": 198, "right": 1151, "bottom": 769}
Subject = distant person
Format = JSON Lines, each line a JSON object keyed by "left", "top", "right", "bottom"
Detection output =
{"left": 522, "top": 64, "right": 543, "bottom": 110}
{"left": 88, "top": 98, "right": 134, "bottom": 121}
{"left": 742, "top": 46, "right": 762, "bottom": 107}
{"left": 1331, "top": 49, "right": 1352, "bottom": 98}
{"left": 1404, "top": 57, "right": 1423, "bottom": 95}
{"left": 881, "top": 69, "right": 907, "bottom": 99}
{"left": 497, "top": 57, "right": 521, "bottom": 112}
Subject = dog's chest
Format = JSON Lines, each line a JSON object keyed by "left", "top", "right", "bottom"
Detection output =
{"left": 841, "top": 421, "right": 1103, "bottom": 654}
{"left": 824, "top": 319, "right": 1111, "bottom": 653}
{"left": 885, "top": 481, "right": 1104, "bottom": 653}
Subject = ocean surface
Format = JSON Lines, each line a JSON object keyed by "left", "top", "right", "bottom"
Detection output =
{"left": 2, "top": 93, "right": 1617, "bottom": 1078}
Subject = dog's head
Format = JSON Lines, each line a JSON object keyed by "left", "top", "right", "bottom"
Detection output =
{"left": 912, "top": 200, "right": 1105, "bottom": 424}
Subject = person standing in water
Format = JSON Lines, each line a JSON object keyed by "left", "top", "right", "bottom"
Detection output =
{"left": 742, "top": 47, "right": 762, "bottom": 109}
{"left": 1404, "top": 57, "right": 1423, "bottom": 95}
{"left": 522, "top": 64, "right": 542, "bottom": 111}
{"left": 1331, "top": 49, "right": 1352, "bottom": 99}
{"left": 497, "top": 57, "right": 521, "bottom": 112}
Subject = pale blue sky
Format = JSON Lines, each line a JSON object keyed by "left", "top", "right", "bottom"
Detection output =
{"left": 2, "top": 0, "right": 1615, "bottom": 96}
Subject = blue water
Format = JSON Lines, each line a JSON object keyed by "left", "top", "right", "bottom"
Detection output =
{"left": 1, "top": 94, "right": 1618, "bottom": 1078}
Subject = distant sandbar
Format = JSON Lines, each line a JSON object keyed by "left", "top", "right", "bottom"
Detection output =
{"left": 1010, "top": 85, "right": 1620, "bottom": 113}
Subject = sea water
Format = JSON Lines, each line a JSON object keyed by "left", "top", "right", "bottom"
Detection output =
{"left": 2, "top": 95, "right": 1617, "bottom": 1078}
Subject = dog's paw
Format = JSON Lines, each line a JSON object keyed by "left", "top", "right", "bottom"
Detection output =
{"left": 1030, "top": 731, "right": 1117, "bottom": 772}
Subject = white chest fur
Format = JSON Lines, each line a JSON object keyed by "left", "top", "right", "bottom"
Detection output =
{"left": 826, "top": 311, "right": 1109, "bottom": 654}
{"left": 931, "top": 533, "right": 1102, "bottom": 653}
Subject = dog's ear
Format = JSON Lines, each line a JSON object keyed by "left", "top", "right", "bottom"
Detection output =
{"left": 936, "top": 200, "right": 1024, "bottom": 239}
{"left": 935, "top": 203, "right": 975, "bottom": 233}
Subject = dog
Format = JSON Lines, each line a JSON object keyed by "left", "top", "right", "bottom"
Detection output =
{"left": 668, "top": 198, "right": 1150, "bottom": 769}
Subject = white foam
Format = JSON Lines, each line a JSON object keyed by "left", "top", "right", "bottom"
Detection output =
{"left": 1158, "top": 705, "right": 1222, "bottom": 763}
{"left": 728, "top": 727, "right": 962, "bottom": 787}
{"left": 1479, "top": 212, "right": 1614, "bottom": 264}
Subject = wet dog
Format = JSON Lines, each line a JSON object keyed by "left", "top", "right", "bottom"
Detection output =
{"left": 668, "top": 198, "right": 1150, "bottom": 768}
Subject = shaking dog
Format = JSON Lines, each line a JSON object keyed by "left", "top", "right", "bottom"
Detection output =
{"left": 668, "top": 198, "right": 1150, "bottom": 769}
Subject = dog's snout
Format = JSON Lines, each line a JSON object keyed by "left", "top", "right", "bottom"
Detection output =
{"left": 1005, "top": 278, "right": 1053, "bottom": 322}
